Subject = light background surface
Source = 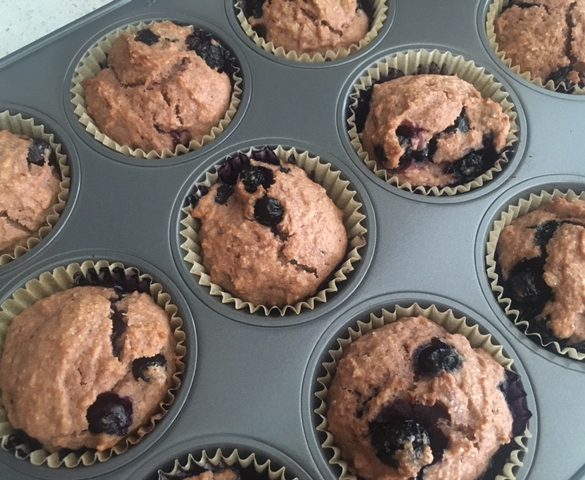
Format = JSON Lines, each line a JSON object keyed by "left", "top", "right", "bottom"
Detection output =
{"left": 0, "top": 0, "right": 114, "bottom": 58}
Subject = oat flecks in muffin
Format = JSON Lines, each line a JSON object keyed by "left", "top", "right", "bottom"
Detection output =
{"left": 495, "top": 0, "right": 585, "bottom": 91}
{"left": 83, "top": 21, "right": 232, "bottom": 152}
{"left": 249, "top": 0, "right": 369, "bottom": 55}
{"left": 327, "top": 317, "right": 513, "bottom": 480}
{"left": 192, "top": 149, "right": 348, "bottom": 307}
{"left": 0, "top": 130, "right": 60, "bottom": 254}
{"left": 497, "top": 197, "right": 585, "bottom": 343}
{"left": 362, "top": 74, "right": 510, "bottom": 188}
{"left": 0, "top": 286, "right": 176, "bottom": 452}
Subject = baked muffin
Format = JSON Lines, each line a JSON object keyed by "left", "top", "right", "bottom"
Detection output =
{"left": 160, "top": 467, "right": 240, "bottom": 480}
{"left": 247, "top": 0, "right": 369, "bottom": 55}
{"left": 327, "top": 316, "right": 515, "bottom": 480}
{"left": 83, "top": 21, "right": 234, "bottom": 152}
{"left": 191, "top": 148, "right": 348, "bottom": 307}
{"left": 0, "top": 285, "right": 176, "bottom": 452}
{"left": 0, "top": 130, "right": 60, "bottom": 255}
{"left": 494, "top": 0, "right": 585, "bottom": 92}
{"left": 361, "top": 73, "right": 511, "bottom": 188}
{"left": 496, "top": 197, "right": 585, "bottom": 345}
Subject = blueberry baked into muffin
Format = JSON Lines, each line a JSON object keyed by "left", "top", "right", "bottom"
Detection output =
{"left": 0, "top": 130, "right": 60, "bottom": 255}
{"left": 83, "top": 21, "right": 235, "bottom": 152}
{"left": 327, "top": 317, "right": 523, "bottom": 480}
{"left": 360, "top": 72, "right": 511, "bottom": 188}
{"left": 0, "top": 269, "right": 176, "bottom": 452}
{"left": 189, "top": 148, "right": 348, "bottom": 308}
{"left": 494, "top": 0, "right": 585, "bottom": 93}
{"left": 497, "top": 197, "right": 585, "bottom": 347}
{"left": 246, "top": 0, "right": 369, "bottom": 55}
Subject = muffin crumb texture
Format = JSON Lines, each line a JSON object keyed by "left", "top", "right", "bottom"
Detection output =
{"left": 249, "top": 0, "right": 369, "bottom": 55}
{"left": 191, "top": 149, "right": 348, "bottom": 307}
{"left": 497, "top": 197, "right": 585, "bottom": 344}
{"left": 495, "top": 0, "right": 585, "bottom": 91}
{"left": 0, "top": 286, "right": 176, "bottom": 452}
{"left": 327, "top": 317, "right": 514, "bottom": 480}
{"left": 362, "top": 74, "right": 511, "bottom": 188}
{"left": 83, "top": 21, "right": 232, "bottom": 152}
{"left": 0, "top": 130, "right": 60, "bottom": 255}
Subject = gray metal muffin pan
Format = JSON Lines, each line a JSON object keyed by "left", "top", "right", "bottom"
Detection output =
{"left": 0, "top": 0, "right": 584, "bottom": 478}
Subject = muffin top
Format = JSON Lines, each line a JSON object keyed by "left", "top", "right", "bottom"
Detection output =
{"left": 83, "top": 21, "right": 233, "bottom": 152}
{"left": 495, "top": 0, "right": 585, "bottom": 90}
{"left": 0, "top": 130, "right": 60, "bottom": 255}
{"left": 0, "top": 286, "right": 176, "bottom": 452}
{"left": 191, "top": 149, "right": 348, "bottom": 308}
{"left": 327, "top": 316, "right": 513, "bottom": 480}
{"left": 362, "top": 74, "right": 510, "bottom": 188}
{"left": 182, "top": 470, "right": 239, "bottom": 480}
{"left": 249, "top": 0, "right": 369, "bottom": 55}
{"left": 497, "top": 197, "right": 585, "bottom": 343}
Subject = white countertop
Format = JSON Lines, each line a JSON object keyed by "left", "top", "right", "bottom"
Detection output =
{"left": 0, "top": 0, "right": 115, "bottom": 58}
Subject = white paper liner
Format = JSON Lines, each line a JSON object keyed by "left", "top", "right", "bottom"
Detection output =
{"left": 486, "top": 0, "right": 585, "bottom": 95}
{"left": 0, "top": 260, "right": 186, "bottom": 468}
{"left": 314, "top": 303, "right": 531, "bottom": 480}
{"left": 486, "top": 188, "right": 585, "bottom": 360}
{"left": 70, "top": 20, "right": 243, "bottom": 159}
{"left": 347, "top": 49, "right": 520, "bottom": 196}
{"left": 179, "top": 146, "right": 367, "bottom": 316}
{"left": 158, "top": 448, "right": 295, "bottom": 480}
{"left": 235, "top": 0, "right": 388, "bottom": 63}
{"left": 0, "top": 111, "right": 70, "bottom": 266}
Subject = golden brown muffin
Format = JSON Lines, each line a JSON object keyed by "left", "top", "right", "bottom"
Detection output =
{"left": 0, "top": 286, "right": 176, "bottom": 452}
{"left": 0, "top": 130, "right": 60, "bottom": 255}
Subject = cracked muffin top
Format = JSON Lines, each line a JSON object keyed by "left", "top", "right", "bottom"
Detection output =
{"left": 495, "top": 0, "right": 585, "bottom": 92}
{"left": 248, "top": 0, "right": 369, "bottom": 55}
{"left": 191, "top": 148, "right": 348, "bottom": 307}
{"left": 362, "top": 74, "right": 511, "bottom": 188}
{"left": 0, "top": 286, "right": 176, "bottom": 452}
{"left": 497, "top": 197, "right": 585, "bottom": 344}
{"left": 0, "top": 130, "right": 60, "bottom": 255}
{"left": 83, "top": 21, "right": 233, "bottom": 153}
{"left": 327, "top": 316, "right": 515, "bottom": 480}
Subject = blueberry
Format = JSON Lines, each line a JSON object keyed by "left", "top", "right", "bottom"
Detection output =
{"left": 443, "top": 109, "right": 470, "bottom": 135}
{"left": 240, "top": 165, "right": 274, "bottom": 193}
{"left": 186, "top": 30, "right": 229, "bottom": 73}
{"left": 546, "top": 66, "right": 576, "bottom": 94}
{"left": 219, "top": 152, "right": 250, "bottom": 184}
{"left": 369, "top": 417, "right": 431, "bottom": 469}
{"left": 86, "top": 392, "right": 133, "bottom": 436}
{"left": 27, "top": 139, "right": 50, "bottom": 167}
{"left": 279, "top": 166, "right": 291, "bottom": 174}
{"left": 414, "top": 338, "right": 462, "bottom": 377}
{"left": 110, "top": 303, "right": 127, "bottom": 360}
{"left": 215, "top": 183, "right": 234, "bottom": 205}
{"left": 254, "top": 197, "right": 284, "bottom": 226}
{"left": 505, "top": 257, "right": 552, "bottom": 316}
{"left": 135, "top": 28, "right": 160, "bottom": 46}
{"left": 198, "top": 185, "right": 210, "bottom": 197}
{"left": 170, "top": 129, "right": 190, "bottom": 148}
{"left": 533, "top": 220, "right": 560, "bottom": 249}
{"left": 132, "top": 354, "right": 167, "bottom": 382}
{"left": 446, "top": 142, "right": 499, "bottom": 185}
{"left": 252, "top": 146, "right": 280, "bottom": 165}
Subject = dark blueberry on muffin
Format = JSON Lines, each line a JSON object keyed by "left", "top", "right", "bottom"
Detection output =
{"left": 135, "top": 28, "right": 160, "bottom": 45}
{"left": 86, "top": 392, "right": 133, "bottom": 436}
{"left": 254, "top": 197, "right": 284, "bottom": 226}
{"left": 132, "top": 354, "right": 167, "bottom": 382}
{"left": 414, "top": 338, "right": 462, "bottom": 377}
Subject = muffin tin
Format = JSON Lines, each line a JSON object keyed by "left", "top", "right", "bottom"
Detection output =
{"left": 0, "top": 0, "right": 584, "bottom": 479}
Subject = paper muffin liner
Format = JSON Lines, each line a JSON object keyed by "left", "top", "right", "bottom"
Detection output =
{"left": 486, "top": 0, "right": 585, "bottom": 95}
{"left": 315, "top": 303, "right": 532, "bottom": 480}
{"left": 179, "top": 145, "right": 367, "bottom": 316}
{"left": 70, "top": 20, "right": 243, "bottom": 159}
{"left": 0, "top": 260, "right": 186, "bottom": 468}
{"left": 157, "top": 448, "right": 295, "bottom": 479}
{"left": 486, "top": 188, "right": 585, "bottom": 360}
{"left": 0, "top": 111, "right": 70, "bottom": 266}
{"left": 235, "top": 0, "right": 388, "bottom": 63}
{"left": 347, "top": 49, "right": 520, "bottom": 196}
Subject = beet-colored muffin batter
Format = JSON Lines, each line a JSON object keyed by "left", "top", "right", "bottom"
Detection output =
{"left": 84, "top": 21, "right": 233, "bottom": 152}
{"left": 495, "top": 0, "right": 585, "bottom": 92}
{"left": 249, "top": 0, "right": 369, "bottom": 55}
{"left": 191, "top": 148, "right": 347, "bottom": 307}
{"left": 497, "top": 197, "right": 585, "bottom": 344}
{"left": 0, "top": 130, "right": 60, "bottom": 255}
{"left": 0, "top": 286, "right": 176, "bottom": 452}
{"left": 327, "top": 317, "right": 513, "bottom": 480}
{"left": 362, "top": 74, "right": 510, "bottom": 188}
